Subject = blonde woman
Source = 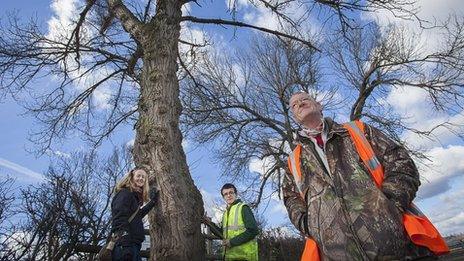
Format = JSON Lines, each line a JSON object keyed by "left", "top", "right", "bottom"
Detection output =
{"left": 111, "top": 168, "right": 158, "bottom": 261}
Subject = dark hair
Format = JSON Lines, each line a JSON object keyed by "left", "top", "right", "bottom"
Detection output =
{"left": 221, "top": 183, "right": 237, "bottom": 196}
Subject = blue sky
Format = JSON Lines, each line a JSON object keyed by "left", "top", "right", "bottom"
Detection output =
{"left": 1, "top": 0, "right": 464, "bottom": 236}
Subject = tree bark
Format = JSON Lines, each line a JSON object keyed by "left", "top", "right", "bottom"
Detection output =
{"left": 132, "top": 0, "right": 205, "bottom": 260}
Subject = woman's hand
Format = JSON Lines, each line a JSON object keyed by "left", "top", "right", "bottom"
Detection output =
{"left": 150, "top": 189, "right": 159, "bottom": 201}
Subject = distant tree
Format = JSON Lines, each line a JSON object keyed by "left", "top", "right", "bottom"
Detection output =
{"left": 258, "top": 227, "right": 305, "bottom": 261}
{"left": 0, "top": 176, "right": 14, "bottom": 229}
{"left": 0, "top": 176, "right": 16, "bottom": 260}
{"left": 3, "top": 147, "right": 131, "bottom": 260}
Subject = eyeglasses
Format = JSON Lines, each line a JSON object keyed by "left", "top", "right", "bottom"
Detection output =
{"left": 222, "top": 191, "right": 235, "bottom": 197}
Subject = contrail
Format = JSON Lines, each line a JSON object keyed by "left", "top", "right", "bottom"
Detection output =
{"left": 0, "top": 157, "right": 45, "bottom": 181}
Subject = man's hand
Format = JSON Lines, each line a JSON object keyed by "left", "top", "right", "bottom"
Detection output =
{"left": 121, "top": 246, "right": 133, "bottom": 261}
{"left": 202, "top": 213, "right": 212, "bottom": 224}
{"left": 222, "top": 239, "right": 231, "bottom": 249}
{"left": 394, "top": 201, "right": 405, "bottom": 213}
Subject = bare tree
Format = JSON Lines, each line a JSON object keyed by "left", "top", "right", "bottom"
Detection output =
{"left": 0, "top": 176, "right": 14, "bottom": 229}
{"left": 327, "top": 18, "right": 464, "bottom": 150}
{"left": 181, "top": 17, "right": 464, "bottom": 207}
{"left": 181, "top": 35, "right": 342, "bottom": 205}
{"left": 3, "top": 147, "right": 131, "bottom": 261}
{"left": 0, "top": 176, "right": 16, "bottom": 260}
{"left": 0, "top": 0, "right": 431, "bottom": 258}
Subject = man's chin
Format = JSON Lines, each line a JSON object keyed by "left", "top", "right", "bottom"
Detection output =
{"left": 301, "top": 113, "right": 321, "bottom": 121}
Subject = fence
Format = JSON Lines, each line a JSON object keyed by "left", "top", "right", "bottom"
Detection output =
{"left": 73, "top": 221, "right": 223, "bottom": 260}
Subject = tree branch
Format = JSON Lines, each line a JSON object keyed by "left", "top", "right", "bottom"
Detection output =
{"left": 67, "top": 0, "right": 97, "bottom": 66}
{"left": 181, "top": 16, "right": 320, "bottom": 51}
{"left": 107, "top": 0, "right": 145, "bottom": 42}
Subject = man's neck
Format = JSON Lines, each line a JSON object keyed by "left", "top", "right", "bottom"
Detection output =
{"left": 227, "top": 199, "right": 240, "bottom": 208}
{"left": 302, "top": 117, "right": 323, "bottom": 131}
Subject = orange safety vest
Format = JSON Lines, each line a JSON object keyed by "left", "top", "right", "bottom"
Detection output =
{"left": 287, "top": 120, "right": 450, "bottom": 261}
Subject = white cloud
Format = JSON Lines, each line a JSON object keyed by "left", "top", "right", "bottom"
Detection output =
{"left": 182, "top": 138, "right": 190, "bottom": 150}
{"left": 231, "top": 63, "right": 246, "bottom": 91}
{"left": 263, "top": 226, "right": 301, "bottom": 238}
{"left": 383, "top": 75, "right": 464, "bottom": 236}
{"left": 417, "top": 145, "right": 464, "bottom": 199}
{"left": 47, "top": 0, "right": 79, "bottom": 40}
{"left": 0, "top": 157, "right": 45, "bottom": 182}
{"left": 46, "top": 0, "right": 115, "bottom": 110}
{"left": 200, "top": 189, "right": 224, "bottom": 223}
{"left": 408, "top": 0, "right": 463, "bottom": 24}
{"left": 126, "top": 138, "right": 135, "bottom": 148}
{"left": 249, "top": 156, "right": 273, "bottom": 176}
{"left": 379, "top": 7, "right": 464, "bottom": 230}
{"left": 225, "top": 0, "right": 249, "bottom": 10}
{"left": 242, "top": 1, "right": 320, "bottom": 36}
{"left": 386, "top": 86, "right": 428, "bottom": 117}
{"left": 91, "top": 86, "right": 113, "bottom": 110}
{"left": 0, "top": 230, "right": 32, "bottom": 255}
{"left": 437, "top": 211, "right": 464, "bottom": 235}
{"left": 365, "top": 0, "right": 464, "bottom": 55}
{"left": 386, "top": 86, "right": 464, "bottom": 201}
{"left": 45, "top": 149, "right": 71, "bottom": 159}
{"left": 244, "top": 7, "right": 279, "bottom": 31}
{"left": 270, "top": 199, "right": 287, "bottom": 215}
{"left": 178, "top": 20, "right": 210, "bottom": 80}
{"left": 386, "top": 87, "right": 464, "bottom": 150}
{"left": 248, "top": 155, "right": 282, "bottom": 184}
{"left": 182, "top": 2, "right": 193, "bottom": 16}
{"left": 417, "top": 186, "right": 464, "bottom": 235}
{"left": 249, "top": 139, "right": 290, "bottom": 176}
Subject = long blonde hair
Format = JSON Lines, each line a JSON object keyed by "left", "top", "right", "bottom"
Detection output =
{"left": 114, "top": 167, "right": 150, "bottom": 203}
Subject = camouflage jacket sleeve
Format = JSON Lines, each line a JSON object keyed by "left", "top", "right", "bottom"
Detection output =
{"left": 282, "top": 169, "right": 310, "bottom": 236}
{"left": 365, "top": 124, "right": 421, "bottom": 210}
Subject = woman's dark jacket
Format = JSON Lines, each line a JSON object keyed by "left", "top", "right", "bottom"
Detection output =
{"left": 111, "top": 188, "right": 155, "bottom": 246}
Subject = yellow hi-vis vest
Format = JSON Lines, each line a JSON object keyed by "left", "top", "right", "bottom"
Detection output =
{"left": 222, "top": 202, "right": 259, "bottom": 261}
{"left": 288, "top": 120, "right": 450, "bottom": 261}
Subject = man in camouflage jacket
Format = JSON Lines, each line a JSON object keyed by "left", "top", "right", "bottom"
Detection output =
{"left": 283, "top": 91, "right": 434, "bottom": 260}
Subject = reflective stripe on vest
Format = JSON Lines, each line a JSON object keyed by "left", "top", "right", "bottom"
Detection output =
{"left": 226, "top": 203, "right": 245, "bottom": 231}
{"left": 344, "top": 121, "right": 449, "bottom": 255}
{"left": 288, "top": 145, "right": 304, "bottom": 198}
{"left": 288, "top": 120, "right": 449, "bottom": 260}
{"left": 287, "top": 145, "right": 320, "bottom": 261}
{"left": 343, "top": 121, "right": 383, "bottom": 187}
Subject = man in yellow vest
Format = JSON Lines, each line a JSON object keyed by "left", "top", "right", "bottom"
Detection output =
{"left": 283, "top": 91, "right": 439, "bottom": 260}
{"left": 209, "top": 183, "right": 259, "bottom": 260}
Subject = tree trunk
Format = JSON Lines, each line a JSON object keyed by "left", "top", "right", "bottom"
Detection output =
{"left": 133, "top": 0, "right": 205, "bottom": 259}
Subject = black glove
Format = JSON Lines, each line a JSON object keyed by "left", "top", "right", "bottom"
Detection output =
{"left": 114, "top": 230, "right": 129, "bottom": 241}
{"left": 150, "top": 189, "right": 159, "bottom": 201}
{"left": 121, "top": 246, "right": 133, "bottom": 261}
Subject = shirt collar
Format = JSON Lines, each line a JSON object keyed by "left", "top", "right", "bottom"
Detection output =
{"left": 298, "top": 118, "right": 326, "bottom": 138}
{"left": 227, "top": 199, "right": 242, "bottom": 209}
{"left": 295, "top": 118, "right": 347, "bottom": 143}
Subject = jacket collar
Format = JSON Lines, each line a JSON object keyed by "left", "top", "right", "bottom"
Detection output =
{"left": 227, "top": 199, "right": 242, "bottom": 209}
{"left": 296, "top": 117, "right": 347, "bottom": 143}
